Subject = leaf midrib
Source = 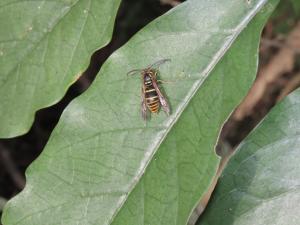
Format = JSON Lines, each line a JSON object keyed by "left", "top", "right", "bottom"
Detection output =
{"left": 107, "top": 1, "right": 269, "bottom": 224}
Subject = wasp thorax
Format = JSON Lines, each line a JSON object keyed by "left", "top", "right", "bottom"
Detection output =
{"left": 144, "top": 74, "right": 152, "bottom": 85}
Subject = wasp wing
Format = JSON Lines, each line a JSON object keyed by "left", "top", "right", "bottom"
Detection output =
{"left": 151, "top": 77, "right": 170, "bottom": 115}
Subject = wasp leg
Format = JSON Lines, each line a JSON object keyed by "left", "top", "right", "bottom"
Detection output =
{"left": 157, "top": 79, "right": 175, "bottom": 84}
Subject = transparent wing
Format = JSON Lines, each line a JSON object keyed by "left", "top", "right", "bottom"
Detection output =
{"left": 151, "top": 77, "right": 170, "bottom": 115}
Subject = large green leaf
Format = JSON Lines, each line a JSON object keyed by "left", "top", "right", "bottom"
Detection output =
{"left": 197, "top": 88, "right": 300, "bottom": 225}
{"left": 0, "top": 0, "right": 121, "bottom": 138}
{"left": 2, "top": 0, "right": 278, "bottom": 224}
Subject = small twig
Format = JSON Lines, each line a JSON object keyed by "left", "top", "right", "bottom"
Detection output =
{"left": 77, "top": 75, "right": 92, "bottom": 91}
{"left": 261, "top": 38, "right": 284, "bottom": 48}
{"left": 235, "top": 22, "right": 300, "bottom": 121}
{"left": 278, "top": 72, "right": 300, "bottom": 101}
{"left": 261, "top": 38, "right": 300, "bottom": 54}
{"left": 160, "top": 0, "right": 181, "bottom": 7}
{"left": 0, "top": 143, "right": 25, "bottom": 190}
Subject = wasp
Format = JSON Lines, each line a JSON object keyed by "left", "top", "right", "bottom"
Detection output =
{"left": 127, "top": 59, "right": 171, "bottom": 120}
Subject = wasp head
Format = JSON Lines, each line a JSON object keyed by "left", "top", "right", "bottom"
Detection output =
{"left": 143, "top": 69, "right": 156, "bottom": 81}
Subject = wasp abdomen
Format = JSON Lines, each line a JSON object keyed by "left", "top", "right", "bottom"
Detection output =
{"left": 145, "top": 85, "right": 159, "bottom": 113}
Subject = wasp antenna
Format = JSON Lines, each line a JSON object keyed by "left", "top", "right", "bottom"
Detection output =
{"left": 147, "top": 59, "right": 171, "bottom": 69}
{"left": 127, "top": 69, "right": 143, "bottom": 76}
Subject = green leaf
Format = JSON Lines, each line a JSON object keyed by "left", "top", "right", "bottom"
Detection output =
{"left": 0, "top": 0, "right": 121, "bottom": 138}
{"left": 197, "top": 88, "right": 300, "bottom": 225}
{"left": 2, "top": 0, "right": 278, "bottom": 224}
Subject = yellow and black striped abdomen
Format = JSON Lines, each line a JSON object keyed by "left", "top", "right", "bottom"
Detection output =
{"left": 145, "top": 85, "right": 160, "bottom": 113}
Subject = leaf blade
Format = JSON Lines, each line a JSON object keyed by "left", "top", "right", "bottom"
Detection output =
{"left": 197, "top": 89, "right": 300, "bottom": 225}
{"left": 0, "top": 0, "right": 121, "bottom": 138}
